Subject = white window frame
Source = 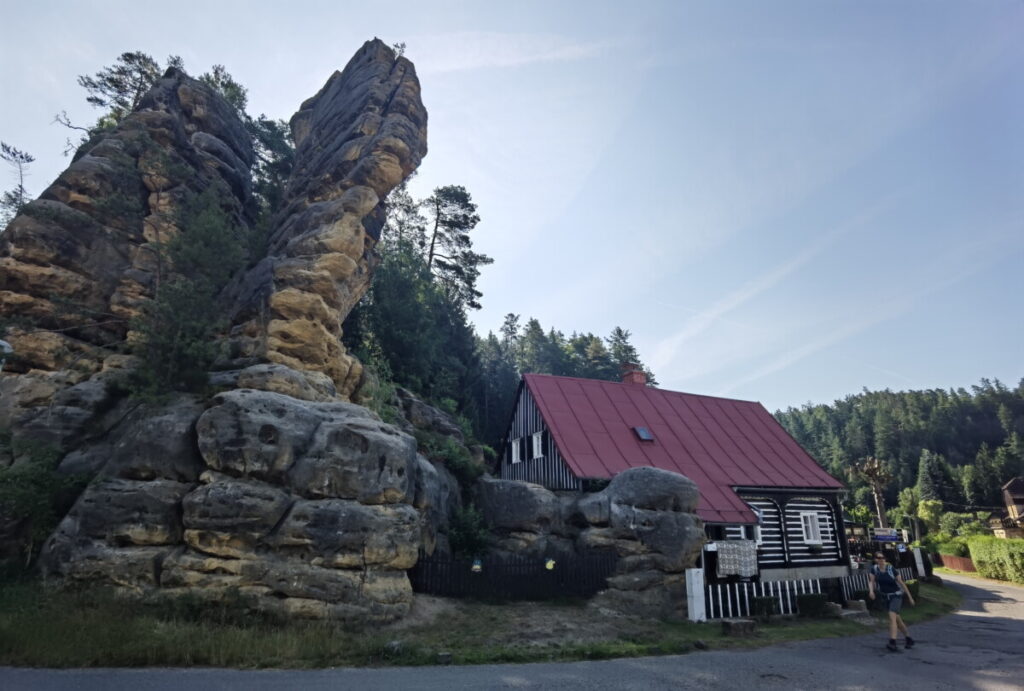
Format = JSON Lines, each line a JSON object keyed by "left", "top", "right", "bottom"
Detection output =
{"left": 800, "top": 511, "right": 823, "bottom": 545}
{"left": 532, "top": 431, "right": 543, "bottom": 459}
{"left": 511, "top": 437, "right": 522, "bottom": 464}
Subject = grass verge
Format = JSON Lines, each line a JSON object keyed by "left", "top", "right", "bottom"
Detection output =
{"left": 0, "top": 581, "right": 960, "bottom": 668}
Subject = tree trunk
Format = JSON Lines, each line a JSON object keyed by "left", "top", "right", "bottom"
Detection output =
{"left": 873, "top": 486, "right": 889, "bottom": 528}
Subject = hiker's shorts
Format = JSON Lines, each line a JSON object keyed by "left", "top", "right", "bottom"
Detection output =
{"left": 884, "top": 592, "right": 903, "bottom": 613}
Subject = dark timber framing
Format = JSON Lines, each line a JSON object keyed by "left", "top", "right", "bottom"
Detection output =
{"left": 499, "top": 381, "right": 581, "bottom": 490}
{"left": 708, "top": 487, "right": 848, "bottom": 582}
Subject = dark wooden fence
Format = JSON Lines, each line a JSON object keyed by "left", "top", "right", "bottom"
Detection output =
{"left": 409, "top": 550, "right": 619, "bottom": 601}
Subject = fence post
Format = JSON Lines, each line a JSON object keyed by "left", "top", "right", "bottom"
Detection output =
{"left": 912, "top": 547, "right": 926, "bottom": 578}
{"left": 686, "top": 567, "right": 706, "bottom": 622}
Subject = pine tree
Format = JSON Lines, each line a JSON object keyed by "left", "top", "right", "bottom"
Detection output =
{"left": 0, "top": 142, "right": 34, "bottom": 228}
{"left": 423, "top": 185, "right": 492, "bottom": 310}
{"left": 916, "top": 450, "right": 953, "bottom": 504}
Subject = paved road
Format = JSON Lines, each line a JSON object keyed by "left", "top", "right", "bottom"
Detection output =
{"left": 3, "top": 573, "right": 1021, "bottom": 690}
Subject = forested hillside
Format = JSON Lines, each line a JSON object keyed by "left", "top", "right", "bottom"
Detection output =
{"left": 775, "top": 380, "right": 1024, "bottom": 523}
{"left": 342, "top": 179, "right": 655, "bottom": 449}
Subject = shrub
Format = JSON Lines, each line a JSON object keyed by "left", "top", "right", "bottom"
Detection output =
{"left": 935, "top": 538, "right": 970, "bottom": 558}
{"left": 796, "top": 593, "right": 829, "bottom": 617}
{"left": 904, "top": 579, "right": 921, "bottom": 598}
{"left": 750, "top": 596, "right": 778, "bottom": 620}
{"left": 0, "top": 438, "right": 84, "bottom": 565}
{"left": 415, "top": 430, "right": 482, "bottom": 493}
{"left": 448, "top": 505, "right": 490, "bottom": 557}
{"left": 967, "top": 536, "right": 1024, "bottom": 584}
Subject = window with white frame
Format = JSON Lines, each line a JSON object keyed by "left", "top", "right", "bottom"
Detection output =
{"left": 742, "top": 508, "right": 763, "bottom": 545}
{"left": 511, "top": 438, "right": 522, "bottom": 464}
{"left": 800, "top": 511, "right": 823, "bottom": 544}
{"left": 532, "top": 431, "right": 543, "bottom": 459}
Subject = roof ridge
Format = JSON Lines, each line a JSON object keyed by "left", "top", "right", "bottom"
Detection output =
{"left": 521, "top": 372, "right": 762, "bottom": 405}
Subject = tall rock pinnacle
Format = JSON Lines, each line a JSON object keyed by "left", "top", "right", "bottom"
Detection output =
{"left": 227, "top": 39, "right": 428, "bottom": 398}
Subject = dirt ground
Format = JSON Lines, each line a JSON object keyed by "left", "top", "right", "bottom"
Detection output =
{"left": 381, "top": 594, "right": 663, "bottom": 649}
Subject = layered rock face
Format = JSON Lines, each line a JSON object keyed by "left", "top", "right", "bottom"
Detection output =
{"left": 476, "top": 467, "right": 705, "bottom": 618}
{"left": 2, "top": 39, "right": 436, "bottom": 624}
{"left": 42, "top": 390, "right": 453, "bottom": 621}
{"left": 0, "top": 68, "right": 253, "bottom": 451}
{"left": 0, "top": 69, "right": 252, "bottom": 377}
{"left": 226, "top": 39, "right": 428, "bottom": 398}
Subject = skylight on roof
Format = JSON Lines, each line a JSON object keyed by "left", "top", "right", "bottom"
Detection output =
{"left": 633, "top": 426, "right": 654, "bottom": 441}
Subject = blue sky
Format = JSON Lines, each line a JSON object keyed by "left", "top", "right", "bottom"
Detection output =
{"left": 2, "top": 1, "right": 1021, "bottom": 411}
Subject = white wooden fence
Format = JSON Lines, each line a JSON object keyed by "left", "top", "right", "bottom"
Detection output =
{"left": 840, "top": 566, "right": 914, "bottom": 602}
{"left": 687, "top": 568, "right": 823, "bottom": 621}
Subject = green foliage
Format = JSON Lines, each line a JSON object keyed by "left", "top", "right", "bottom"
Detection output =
{"left": 845, "top": 503, "right": 873, "bottom": 525}
{"left": 423, "top": 185, "right": 492, "bottom": 310}
{"left": 245, "top": 115, "right": 294, "bottom": 219}
{"left": 938, "top": 511, "right": 990, "bottom": 537}
{"left": 967, "top": 536, "right": 1024, "bottom": 584}
{"left": 916, "top": 450, "right": 955, "bottom": 504}
{"left": 918, "top": 499, "right": 944, "bottom": 533}
{"left": 904, "top": 579, "right": 921, "bottom": 599}
{"left": 795, "top": 593, "right": 829, "bottom": 618}
{"left": 750, "top": 596, "right": 778, "bottom": 621}
{"left": 416, "top": 430, "right": 482, "bottom": 492}
{"left": 0, "top": 437, "right": 82, "bottom": 564}
{"left": 130, "top": 184, "right": 248, "bottom": 397}
{"left": 775, "top": 378, "right": 1024, "bottom": 519}
{"left": 448, "top": 505, "right": 490, "bottom": 557}
{"left": 354, "top": 348, "right": 400, "bottom": 425}
{"left": 923, "top": 533, "right": 970, "bottom": 558}
{"left": 0, "top": 142, "right": 34, "bottom": 228}
{"left": 199, "top": 65, "right": 248, "bottom": 114}
{"left": 77, "top": 51, "right": 164, "bottom": 125}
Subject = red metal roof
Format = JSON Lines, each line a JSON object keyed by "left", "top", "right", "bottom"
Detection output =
{"left": 523, "top": 374, "right": 844, "bottom": 524}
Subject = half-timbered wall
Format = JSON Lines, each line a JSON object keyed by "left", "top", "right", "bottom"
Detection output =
{"left": 500, "top": 386, "right": 581, "bottom": 490}
{"left": 723, "top": 497, "right": 786, "bottom": 567}
{"left": 783, "top": 497, "right": 841, "bottom": 564}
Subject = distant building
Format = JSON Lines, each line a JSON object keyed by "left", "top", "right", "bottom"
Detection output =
{"left": 992, "top": 477, "right": 1024, "bottom": 539}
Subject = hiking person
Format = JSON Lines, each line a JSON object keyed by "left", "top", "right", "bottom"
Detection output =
{"left": 868, "top": 551, "right": 916, "bottom": 651}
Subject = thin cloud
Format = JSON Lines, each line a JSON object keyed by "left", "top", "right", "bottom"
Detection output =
{"left": 649, "top": 196, "right": 899, "bottom": 374}
{"left": 410, "top": 32, "right": 614, "bottom": 74}
{"left": 718, "top": 226, "right": 1024, "bottom": 395}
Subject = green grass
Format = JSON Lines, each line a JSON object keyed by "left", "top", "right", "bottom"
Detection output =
{"left": 0, "top": 581, "right": 961, "bottom": 668}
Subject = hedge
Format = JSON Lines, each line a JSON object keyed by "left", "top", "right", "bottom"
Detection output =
{"left": 967, "top": 536, "right": 1024, "bottom": 584}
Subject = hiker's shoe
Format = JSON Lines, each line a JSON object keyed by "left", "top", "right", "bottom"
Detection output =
{"left": 886, "top": 641, "right": 900, "bottom": 652}
{"left": 905, "top": 637, "right": 915, "bottom": 649}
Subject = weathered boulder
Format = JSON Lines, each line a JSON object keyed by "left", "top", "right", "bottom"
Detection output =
{"left": 56, "top": 394, "right": 204, "bottom": 481}
{"left": 476, "top": 478, "right": 560, "bottom": 533}
{"left": 197, "top": 389, "right": 417, "bottom": 503}
{"left": 182, "top": 475, "right": 293, "bottom": 558}
{"left": 235, "top": 363, "right": 338, "bottom": 402}
{"left": 50, "top": 477, "right": 194, "bottom": 548}
{"left": 271, "top": 499, "right": 420, "bottom": 569}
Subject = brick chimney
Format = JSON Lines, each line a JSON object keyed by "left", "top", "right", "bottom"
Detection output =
{"left": 620, "top": 363, "right": 646, "bottom": 385}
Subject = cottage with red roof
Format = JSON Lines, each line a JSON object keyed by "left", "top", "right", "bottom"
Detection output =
{"left": 499, "top": 368, "right": 851, "bottom": 594}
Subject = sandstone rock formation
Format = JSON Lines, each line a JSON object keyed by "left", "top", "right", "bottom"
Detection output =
{"left": 42, "top": 390, "right": 451, "bottom": 622}
{"left": 476, "top": 467, "right": 705, "bottom": 618}
{"left": 0, "top": 69, "right": 252, "bottom": 378}
{"left": 225, "top": 40, "right": 427, "bottom": 398}
{"left": 2, "top": 39, "right": 436, "bottom": 624}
